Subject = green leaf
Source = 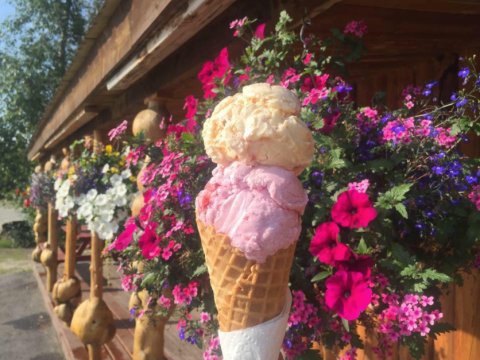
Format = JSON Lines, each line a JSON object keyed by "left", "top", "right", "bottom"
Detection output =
{"left": 421, "top": 269, "right": 453, "bottom": 283}
{"left": 356, "top": 237, "right": 369, "bottom": 255}
{"left": 192, "top": 264, "right": 207, "bottom": 278}
{"left": 311, "top": 271, "right": 330, "bottom": 282}
{"left": 449, "top": 123, "right": 461, "bottom": 136}
{"left": 341, "top": 318, "right": 350, "bottom": 332}
{"left": 394, "top": 203, "right": 408, "bottom": 219}
{"left": 392, "top": 243, "right": 415, "bottom": 265}
{"left": 429, "top": 322, "right": 456, "bottom": 340}
{"left": 181, "top": 132, "right": 194, "bottom": 143}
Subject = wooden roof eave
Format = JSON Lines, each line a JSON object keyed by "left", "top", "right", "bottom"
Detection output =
{"left": 27, "top": 0, "right": 237, "bottom": 161}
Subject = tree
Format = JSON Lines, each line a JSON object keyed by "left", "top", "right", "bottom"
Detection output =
{"left": 0, "top": 0, "right": 103, "bottom": 198}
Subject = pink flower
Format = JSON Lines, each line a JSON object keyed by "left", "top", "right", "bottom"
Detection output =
{"left": 238, "top": 66, "right": 251, "bottom": 84}
{"left": 320, "top": 112, "right": 340, "bottom": 133}
{"left": 302, "top": 87, "right": 329, "bottom": 106}
{"left": 112, "top": 223, "right": 137, "bottom": 251}
{"left": 406, "top": 101, "right": 414, "bottom": 109}
{"left": 198, "top": 61, "right": 215, "bottom": 84}
{"left": 200, "top": 312, "right": 211, "bottom": 323}
{"left": 209, "top": 336, "right": 220, "bottom": 350}
{"left": 304, "top": 53, "right": 312, "bottom": 64}
{"left": 229, "top": 20, "right": 238, "bottom": 29}
{"left": 108, "top": 120, "right": 128, "bottom": 141}
{"left": 138, "top": 222, "right": 161, "bottom": 259}
{"left": 126, "top": 146, "right": 146, "bottom": 167}
{"left": 332, "top": 190, "right": 377, "bottom": 228}
{"left": 254, "top": 23, "right": 265, "bottom": 39}
{"left": 344, "top": 20, "right": 367, "bottom": 37}
{"left": 121, "top": 275, "right": 133, "bottom": 292}
{"left": 158, "top": 295, "right": 171, "bottom": 308}
{"left": 183, "top": 95, "right": 198, "bottom": 131}
{"left": 334, "top": 253, "right": 374, "bottom": 278}
{"left": 348, "top": 179, "right": 370, "bottom": 193}
{"left": 310, "top": 222, "right": 351, "bottom": 265}
{"left": 325, "top": 271, "right": 372, "bottom": 320}
{"left": 301, "top": 74, "right": 329, "bottom": 92}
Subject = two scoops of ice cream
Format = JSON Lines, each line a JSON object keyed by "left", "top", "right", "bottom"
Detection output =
{"left": 195, "top": 83, "right": 314, "bottom": 359}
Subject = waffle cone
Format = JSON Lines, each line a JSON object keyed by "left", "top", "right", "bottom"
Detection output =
{"left": 196, "top": 216, "right": 296, "bottom": 332}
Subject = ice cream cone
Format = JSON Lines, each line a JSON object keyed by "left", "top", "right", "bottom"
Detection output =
{"left": 196, "top": 216, "right": 296, "bottom": 332}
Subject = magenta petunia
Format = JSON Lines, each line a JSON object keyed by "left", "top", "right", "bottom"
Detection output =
{"left": 309, "top": 222, "right": 351, "bottom": 266}
{"left": 334, "top": 252, "right": 374, "bottom": 278}
{"left": 331, "top": 190, "right": 377, "bottom": 228}
{"left": 325, "top": 270, "right": 372, "bottom": 320}
{"left": 113, "top": 222, "right": 137, "bottom": 251}
{"left": 138, "top": 222, "right": 161, "bottom": 259}
{"left": 319, "top": 112, "right": 341, "bottom": 133}
{"left": 254, "top": 23, "right": 265, "bottom": 40}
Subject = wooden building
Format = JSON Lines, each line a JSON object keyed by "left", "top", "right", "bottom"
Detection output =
{"left": 28, "top": 0, "right": 480, "bottom": 359}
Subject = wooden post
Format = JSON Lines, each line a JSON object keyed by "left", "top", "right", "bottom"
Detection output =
{"left": 65, "top": 217, "right": 78, "bottom": 279}
{"left": 52, "top": 216, "right": 81, "bottom": 325}
{"left": 41, "top": 203, "right": 58, "bottom": 293}
{"left": 90, "top": 231, "right": 103, "bottom": 300}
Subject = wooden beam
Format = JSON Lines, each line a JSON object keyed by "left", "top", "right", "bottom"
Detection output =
{"left": 44, "top": 107, "right": 98, "bottom": 150}
{"left": 343, "top": 0, "right": 480, "bottom": 14}
{"left": 107, "top": 0, "right": 239, "bottom": 91}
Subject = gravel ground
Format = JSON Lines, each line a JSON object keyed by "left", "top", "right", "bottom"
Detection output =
{"left": 0, "top": 250, "right": 65, "bottom": 360}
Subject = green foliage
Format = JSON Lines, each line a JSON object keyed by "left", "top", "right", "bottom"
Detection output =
{"left": 0, "top": 0, "right": 102, "bottom": 198}
{"left": 0, "top": 220, "right": 34, "bottom": 248}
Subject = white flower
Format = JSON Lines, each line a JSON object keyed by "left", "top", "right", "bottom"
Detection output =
{"left": 114, "top": 195, "right": 127, "bottom": 207}
{"left": 59, "top": 205, "right": 69, "bottom": 218}
{"left": 121, "top": 169, "right": 132, "bottom": 179}
{"left": 115, "top": 184, "right": 127, "bottom": 197}
{"left": 110, "top": 174, "right": 123, "bottom": 187}
{"left": 57, "top": 181, "right": 70, "bottom": 198}
{"left": 54, "top": 178, "right": 62, "bottom": 191}
{"left": 64, "top": 196, "right": 75, "bottom": 210}
{"left": 102, "top": 164, "right": 110, "bottom": 174}
{"left": 78, "top": 202, "right": 93, "bottom": 218}
{"left": 76, "top": 194, "right": 86, "bottom": 205}
{"left": 86, "top": 189, "right": 98, "bottom": 202}
{"left": 96, "top": 194, "right": 109, "bottom": 207}
{"left": 99, "top": 208, "right": 114, "bottom": 223}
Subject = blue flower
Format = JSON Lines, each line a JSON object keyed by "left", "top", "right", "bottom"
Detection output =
{"left": 459, "top": 68, "right": 470, "bottom": 78}
{"left": 422, "top": 89, "right": 431, "bottom": 96}
{"left": 432, "top": 166, "right": 445, "bottom": 175}
{"left": 312, "top": 171, "right": 324, "bottom": 178}
{"left": 425, "top": 211, "right": 435, "bottom": 219}
{"left": 456, "top": 98, "right": 468, "bottom": 107}
{"left": 179, "top": 328, "right": 185, "bottom": 341}
{"left": 415, "top": 222, "right": 426, "bottom": 231}
{"left": 426, "top": 81, "right": 438, "bottom": 89}
{"left": 451, "top": 93, "right": 457, "bottom": 101}
{"left": 466, "top": 176, "right": 478, "bottom": 184}
{"left": 476, "top": 77, "right": 480, "bottom": 87}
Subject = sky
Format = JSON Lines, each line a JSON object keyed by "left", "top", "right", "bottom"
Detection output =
{"left": 0, "top": 1, "right": 14, "bottom": 23}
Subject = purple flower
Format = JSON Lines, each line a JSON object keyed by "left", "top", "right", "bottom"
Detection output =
{"left": 466, "top": 176, "right": 478, "bottom": 184}
{"left": 451, "top": 93, "right": 457, "bottom": 101}
{"left": 456, "top": 98, "right": 468, "bottom": 107}
{"left": 422, "top": 89, "right": 431, "bottom": 96}
{"left": 426, "top": 81, "right": 438, "bottom": 89}
{"left": 432, "top": 166, "right": 445, "bottom": 175}
{"left": 458, "top": 68, "right": 470, "bottom": 78}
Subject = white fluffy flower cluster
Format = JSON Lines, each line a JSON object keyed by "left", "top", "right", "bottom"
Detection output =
{"left": 55, "top": 169, "right": 137, "bottom": 240}
{"left": 55, "top": 176, "right": 77, "bottom": 218}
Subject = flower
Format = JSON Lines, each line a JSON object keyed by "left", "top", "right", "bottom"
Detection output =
{"left": 112, "top": 223, "right": 137, "bottom": 251}
{"left": 344, "top": 20, "right": 367, "bottom": 37}
{"left": 309, "top": 222, "right": 351, "bottom": 265}
{"left": 254, "top": 23, "right": 265, "bottom": 39}
{"left": 200, "top": 312, "right": 211, "bottom": 323}
{"left": 108, "top": 120, "right": 128, "bottom": 141}
{"left": 331, "top": 190, "right": 377, "bottom": 228}
{"left": 459, "top": 67, "right": 470, "bottom": 78}
{"left": 406, "top": 101, "right": 414, "bottom": 109}
{"left": 334, "top": 253, "right": 374, "bottom": 278}
{"left": 184, "top": 95, "right": 198, "bottom": 131}
{"left": 138, "top": 222, "right": 161, "bottom": 259}
{"left": 304, "top": 53, "right": 312, "bottom": 65}
{"left": 325, "top": 270, "right": 372, "bottom": 320}
{"left": 105, "top": 145, "right": 113, "bottom": 154}
{"left": 320, "top": 112, "right": 340, "bottom": 133}
{"left": 348, "top": 179, "right": 370, "bottom": 193}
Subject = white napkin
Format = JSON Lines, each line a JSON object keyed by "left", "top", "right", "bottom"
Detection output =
{"left": 218, "top": 289, "right": 292, "bottom": 360}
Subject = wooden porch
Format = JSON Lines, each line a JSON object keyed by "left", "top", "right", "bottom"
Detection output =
{"left": 32, "top": 255, "right": 203, "bottom": 360}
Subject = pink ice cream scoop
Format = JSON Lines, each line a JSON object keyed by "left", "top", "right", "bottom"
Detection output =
{"left": 196, "top": 162, "right": 308, "bottom": 263}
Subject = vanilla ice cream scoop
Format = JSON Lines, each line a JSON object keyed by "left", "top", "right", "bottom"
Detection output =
{"left": 202, "top": 83, "right": 314, "bottom": 175}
